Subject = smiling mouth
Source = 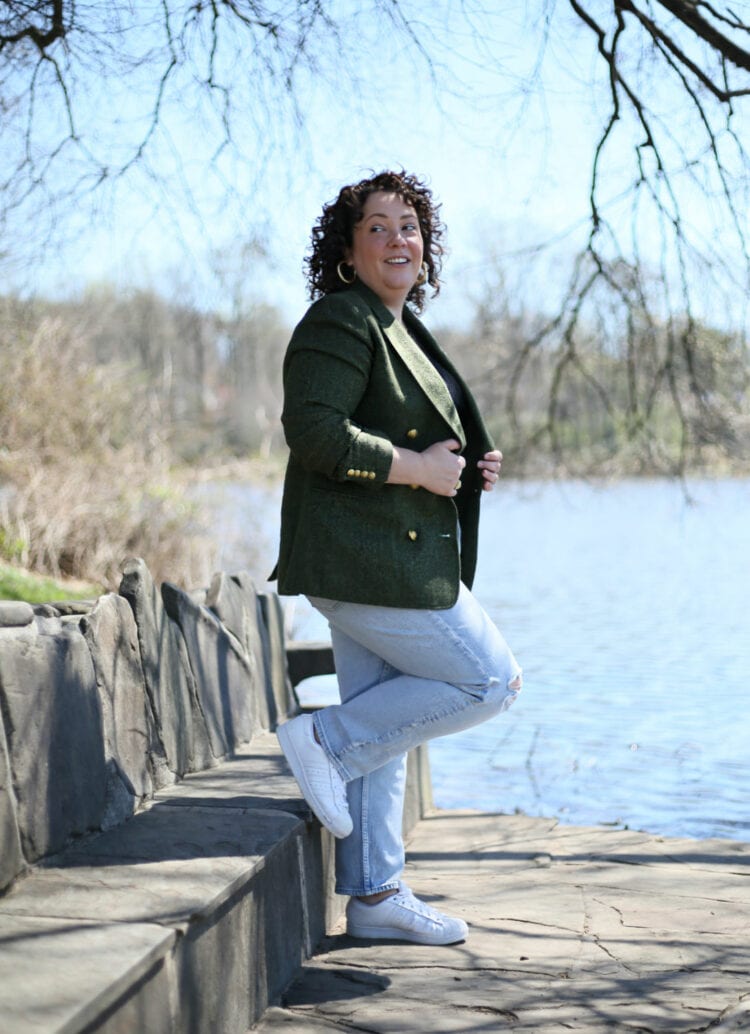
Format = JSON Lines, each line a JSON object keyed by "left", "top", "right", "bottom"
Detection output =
{"left": 385, "top": 257, "right": 409, "bottom": 265}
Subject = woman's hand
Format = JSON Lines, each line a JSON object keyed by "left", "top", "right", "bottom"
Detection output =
{"left": 387, "top": 438, "right": 466, "bottom": 496}
{"left": 420, "top": 439, "right": 467, "bottom": 497}
{"left": 477, "top": 449, "right": 503, "bottom": 492}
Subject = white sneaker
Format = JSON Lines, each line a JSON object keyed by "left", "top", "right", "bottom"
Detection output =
{"left": 277, "top": 714, "right": 353, "bottom": 839}
{"left": 346, "top": 883, "right": 468, "bottom": 945}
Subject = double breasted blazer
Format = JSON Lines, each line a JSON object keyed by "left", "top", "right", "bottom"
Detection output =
{"left": 274, "top": 280, "right": 494, "bottom": 609}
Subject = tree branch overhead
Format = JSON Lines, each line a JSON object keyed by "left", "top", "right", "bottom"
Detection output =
{"left": 0, "top": 0, "right": 748, "bottom": 474}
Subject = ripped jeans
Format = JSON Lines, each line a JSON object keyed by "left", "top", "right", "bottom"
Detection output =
{"left": 308, "top": 583, "right": 522, "bottom": 897}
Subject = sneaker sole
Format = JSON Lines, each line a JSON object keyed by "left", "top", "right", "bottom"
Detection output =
{"left": 346, "top": 922, "right": 467, "bottom": 945}
{"left": 277, "top": 721, "right": 353, "bottom": 839}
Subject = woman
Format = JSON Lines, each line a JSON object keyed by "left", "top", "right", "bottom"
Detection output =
{"left": 274, "top": 170, "right": 522, "bottom": 945}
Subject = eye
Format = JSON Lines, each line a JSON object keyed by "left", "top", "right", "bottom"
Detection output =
{"left": 402, "top": 221, "right": 419, "bottom": 233}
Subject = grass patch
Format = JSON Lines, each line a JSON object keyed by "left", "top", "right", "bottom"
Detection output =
{"left": 0, "top": 562, "right": 101, "bottom": 603}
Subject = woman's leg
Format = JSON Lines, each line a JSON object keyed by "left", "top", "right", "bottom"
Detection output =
{"left": 325, "top": 623, "right": 409, "bottom": 897}
{"left": 310, "top": 583, "right": 522, "bottom": 783}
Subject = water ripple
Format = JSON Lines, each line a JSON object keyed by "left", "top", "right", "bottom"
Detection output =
{"left": 431, "top": 478, "right": 750, "bottom": 842}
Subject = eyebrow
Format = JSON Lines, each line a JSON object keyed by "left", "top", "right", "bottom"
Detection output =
{"left": 362, "top": 211, "right": 417, "bottom": 222}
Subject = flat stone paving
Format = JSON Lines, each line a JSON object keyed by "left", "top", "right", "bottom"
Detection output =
{"left": 255, "top": 811, "right": 750, "bottom": 1033}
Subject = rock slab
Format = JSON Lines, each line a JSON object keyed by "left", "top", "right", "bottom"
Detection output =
{"left": 81, "top": 593, "right": 154, "bottom": 825}
{"left": 0, "top": 718, "right": 23, "bottom": 890}
{"left": 0, "top": 622, "right": 108, "bottom": 861}
{"left": 257, "top": 591, "right": 295, "bottom": 722}
{"left": 162, "top": 580, "right": 259, "bottom": 754}
{"left": 119, "top": 558, "right": 212, "bottom": 782}
{"left": 0, "top": 602, "right": 34, "bottom": 628}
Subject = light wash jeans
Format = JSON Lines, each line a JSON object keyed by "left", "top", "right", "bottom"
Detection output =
{"left": 308, "top": 583, "right": 522, "bottom": 896}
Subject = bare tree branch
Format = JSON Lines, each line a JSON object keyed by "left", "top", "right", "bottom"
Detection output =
{"left": 1, "top": 0, "right": 748, "bottom": 474}
{"left": 655, "top": 0, "right": 750, "bottom": 71}
{"left": 0, "top": 0, "right": 67, "bottom": 52}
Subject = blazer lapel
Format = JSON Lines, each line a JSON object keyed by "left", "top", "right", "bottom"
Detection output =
{"left": 404, "top": 309, "right": 494, "bottom": 456}
{"left": 351, "top": 282, "right": 466, "bottom": 444}
{"left": 385, "top": 319, "right": 465, "bottom": 444}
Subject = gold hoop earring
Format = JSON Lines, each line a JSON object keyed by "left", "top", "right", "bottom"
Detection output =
{"left": 416, "top": 262, "right": 428, "bottom": 286}
{"left": 337, "top": 261, "right": 356, "bottom": 285}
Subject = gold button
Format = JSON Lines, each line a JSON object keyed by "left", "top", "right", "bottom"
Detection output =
{"left": 347, "top": 468, "right": 355, "bottom": 477}
{"left": 368, "top": 471, "right": 376, "bottom": 480}
{"left": 410, "top": 484, "right": 419, "bottom": 490}
{"left": 354, "top": 469, "right": 361, "bottom": 477}
{"left": 408, "top": 529, "right": 418, "bottom": 541}
{"left": 407, "top": 428, "right": 418, "bottom": 439}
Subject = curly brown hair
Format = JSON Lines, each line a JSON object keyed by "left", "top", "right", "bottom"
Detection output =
{"left": 304, "top": 170, "right": 445, "bottom": 312}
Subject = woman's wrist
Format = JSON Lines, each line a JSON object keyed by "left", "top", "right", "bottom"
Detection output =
{"left": 386, "top": 446, "right": 424, "bottom": 487}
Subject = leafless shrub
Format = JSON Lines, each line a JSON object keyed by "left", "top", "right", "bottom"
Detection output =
{"left": 439, "top": 245, "right": 750, "bottom": 477}
{"left": 0, "top": 303, "right": 216, "bottom": 588}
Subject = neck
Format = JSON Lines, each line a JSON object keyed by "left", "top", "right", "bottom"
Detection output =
{"left": 375, "top": 286, "right": 410, "bottom": 321}
{"left": 385, "top": 291, "right": 410, "bottom": 321}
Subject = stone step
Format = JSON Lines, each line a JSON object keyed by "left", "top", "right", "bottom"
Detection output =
{"left": 0, "top": 561, "right": 433, "bottom": 1030}
{"left": 0, "top": 732, "right": 432, "bottom": 1033}
{"left": 0, "top": 733, "right": 338, "bottom": 1034}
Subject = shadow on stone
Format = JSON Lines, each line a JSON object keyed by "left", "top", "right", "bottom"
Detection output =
{"left": 282, "top": 964, "right": 392, "bottom": 1007}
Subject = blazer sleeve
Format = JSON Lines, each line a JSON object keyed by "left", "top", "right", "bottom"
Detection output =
{"left": 281, "top": 296, "right": 394, "bottom": 485}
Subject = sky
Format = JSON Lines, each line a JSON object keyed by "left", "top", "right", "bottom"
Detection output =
{"left": 5, "top": 1, "right": 748, "bottom": 331}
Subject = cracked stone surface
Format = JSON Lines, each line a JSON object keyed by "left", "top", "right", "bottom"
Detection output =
{"left": 253, "top": 810, "right": 750, "bottom": 1033}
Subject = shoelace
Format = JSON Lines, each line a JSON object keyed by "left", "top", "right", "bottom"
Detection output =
{"left": 391, "top": 887, "right": 444, "bottom": 927}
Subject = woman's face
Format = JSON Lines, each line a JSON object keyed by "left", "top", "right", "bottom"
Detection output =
{"left": 346, "top": 191, "right": 424, "bottom": 317}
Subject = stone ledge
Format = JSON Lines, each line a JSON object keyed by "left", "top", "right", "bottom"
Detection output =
{"left": 0, "top": 731, "right": 433, "bottom": 1033}
{"left": 0, "top": 733, "right": 338, "bottom": 1034}
{"left": 0, "top": 563, "right": 306, "bottom": 897}
{"left": 0, "top": 561, "right": 434, "bottom": 1032}
{"left": 286, "top": 642, "right": 335, "bottom": 689}
{"left": 0, "top": 602, "right": 34, "bottom": 628}
{"left": 0, "top": 914, "right": 175, "bottom": 1034}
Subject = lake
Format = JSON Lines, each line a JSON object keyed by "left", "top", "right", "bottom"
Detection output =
{"left": 202, "top": 476, "right": 750, "bottom": 842}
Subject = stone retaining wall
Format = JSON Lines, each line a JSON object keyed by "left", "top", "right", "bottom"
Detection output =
{"left": 0, "top": 558, "right": 297, "bottom": 896}
{"left": 0, "top": 560, "right": 434, "bottom": 1032}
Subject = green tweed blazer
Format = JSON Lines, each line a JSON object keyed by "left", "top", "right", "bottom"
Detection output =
{"left": 274, "top": 280, "right": 494, "bottom": 609}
